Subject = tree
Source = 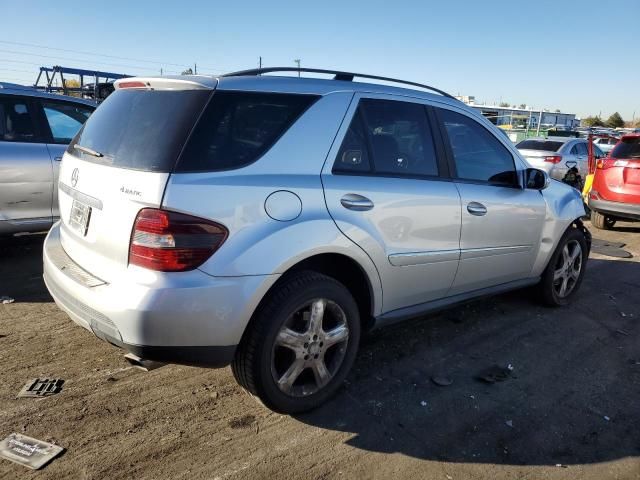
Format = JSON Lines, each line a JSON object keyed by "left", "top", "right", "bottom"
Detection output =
{"left": 519, "top": 103, "right": 527, "bottom": 109}
{"left": 554, "top": 109, "right": 561, "bottom": 113}
{"left": 63, "top": 79, "right": 81, "bottom": 98}
{"left": 606, "top": 112, "right": 624, "bottom": 128}
{"left": 181, "top": 68, "right": 193, "bottom": 75}
{"left": 499, "top": 101, "right": 510, "bottom": 107}
{"left": 582, "top": 116, "right": 605, "bottom": 127}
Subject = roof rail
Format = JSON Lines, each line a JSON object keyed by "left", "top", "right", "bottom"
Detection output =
{"left": 222, "top": 67, "right": 457, "bottom": 100}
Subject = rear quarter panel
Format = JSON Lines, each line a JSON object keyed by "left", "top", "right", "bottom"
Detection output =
{"left": 162, "top": 91, "right": 383, "bottom": 315}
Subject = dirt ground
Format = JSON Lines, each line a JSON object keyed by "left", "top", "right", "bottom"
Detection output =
{"left": 1, "top": 221, "right": 639, "bottom": 480}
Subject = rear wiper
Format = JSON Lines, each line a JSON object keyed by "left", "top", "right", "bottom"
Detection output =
{"left": 74, "top": 144, "right": 103, "bottom": 158}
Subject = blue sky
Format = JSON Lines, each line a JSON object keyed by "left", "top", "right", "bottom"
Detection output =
{"left": 2, "top": 0, "right": 638, "bottom": 120}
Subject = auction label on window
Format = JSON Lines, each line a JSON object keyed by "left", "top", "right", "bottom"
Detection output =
{"left": 0, "top": 433, "right": 64, "bottom": 470}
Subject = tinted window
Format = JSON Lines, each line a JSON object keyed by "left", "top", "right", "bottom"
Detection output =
{"left": 42, "top": 101, "right": 93, "bottom": 144}
{"left": 361, "top": 99, "right": 438, "bottom": 176}
{"left": 177, "top": 91, "right": 317, "bottom": 172}
{"left": 0, "top": 97, "right": 37, "bottom": 142}
{"left": 611, "top": 137, "right": 640, "bottom": 158}
{"left": 333, "top": 99, "right": 439, "bottom": 177}
{"left": 333, "top": 110, "right": 371, "bottom": 173}
{"left": 576, "top": 142, "right": 588, "bottom": 156}
{"left": 68, "top": 89, "right": 210, "bottom": 172}
{"left": 440, "top": 109, "right": 517, "bottom": 186}
{"left": 516, "top": 139, "right": 564, "bottom": 152}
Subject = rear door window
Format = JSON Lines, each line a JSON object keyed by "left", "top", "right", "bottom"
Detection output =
{"left": 0, "top": 96, "right": 38, "bottom": 143}
{"left": 177, "top": 91, "right": 318, "bottom": 172}
{"left": 68, "top": 89, "right": 211, "bottom": 172}
{"left": 576, "top": 142, "right": 588, "bottom": 156}
{"left": 333, "top": 110, "right": 371, "bottom": 173}
{"left": 42, "top": 101, "right": 94, "bottom": 144}
{"left": 439, "top": 108, "right": 518, "bottom": 186}
{"left": 333, "top": 98, "right": 439, "bottom": 177}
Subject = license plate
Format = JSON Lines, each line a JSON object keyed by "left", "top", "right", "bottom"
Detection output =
{"left": 69, "top": 199, "right": 92, "bottom": 236}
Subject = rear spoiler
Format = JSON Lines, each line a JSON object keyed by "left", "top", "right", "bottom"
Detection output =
{"left": 114, "top": 76, "right": 217, "bottom": 91}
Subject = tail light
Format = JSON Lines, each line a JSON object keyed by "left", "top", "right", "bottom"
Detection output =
{"left": 117, "top": 81, "right": 149, "bottom": 89}
{"left": 129, "top": 208, "right": 228, "bottom": 272}
{"left": 597, "top": 158, "right": 629, "bottom": 169}
{"left": 544, "top": 155, "right": 562, "bottom": 164}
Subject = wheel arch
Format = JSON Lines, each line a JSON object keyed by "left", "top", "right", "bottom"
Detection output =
{"left": 241, "top": 251, "right": 381, "bottom": 349}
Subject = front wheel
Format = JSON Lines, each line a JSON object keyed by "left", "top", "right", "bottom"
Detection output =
{"left": 538, "top": 228, "right": 588, "bottom": 306}
{"left": 232, "top": 271, "right": 360, "bottom": 413}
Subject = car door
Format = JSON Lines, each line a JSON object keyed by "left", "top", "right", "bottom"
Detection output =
{"left": 574, "top": 141, "right": 589, "bottom": 178}
{"left": 38, "top": 99, "right": 94, "bottom": 220}
{"left": 0, "top": 94, "right": 53, "bottom": 231}
{"left": 434, "top": 106, "right": 546, "bottom": 295}
{"left": 322, "top": 95, "right": 462, "bottom": 313}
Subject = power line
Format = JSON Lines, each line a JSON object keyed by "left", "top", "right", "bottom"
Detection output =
{"left": 0, "top": 49, "right": 150, "bottom": 72}
{"left": 0, "top": 39, "right": 192, "bottom": 68}
{"left": 0, "top": 67, "right": 34, "bottom": 74}
{"left": 0, "top": 39, "right": 237, "bottom": 73}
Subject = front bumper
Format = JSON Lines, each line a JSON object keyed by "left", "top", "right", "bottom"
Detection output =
{"left": 588, "top": 198, "right": 640, "bottom": 221}
{"left": 43, "top": 222, "right": 278, "bottom": 367}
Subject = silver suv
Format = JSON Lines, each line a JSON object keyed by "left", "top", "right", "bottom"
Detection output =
{"left": 43, "top": 68, "right": 590, "bottom": 413}
{"left": 0, "top": 83, "right": 95, "bottom": 235}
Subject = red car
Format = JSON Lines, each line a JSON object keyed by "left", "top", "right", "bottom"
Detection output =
{"left": 589, "top": 133, "right": 640, "bottom": 229}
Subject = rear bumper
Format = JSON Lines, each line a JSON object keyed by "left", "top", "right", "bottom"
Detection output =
{"left": 43, "top": 222, "right": 278, "bottom": 367}
{"left": 588, "top": 198, "right": 640, "bottom": 221}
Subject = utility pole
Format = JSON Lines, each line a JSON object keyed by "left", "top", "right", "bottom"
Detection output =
{"left": 536, "top": 108, "right": 543, "bottom": 136}
{"left": 294, "top": 58, "right": 301, "bottom": 77}
{"left": 160, "top": 68, "right": 163, "bottom": 76}
{"left": 194, "top": 63, "right": 197, "bottom": 75}
{"left": 259, "top": 56, "right": 262, "bottom": 69}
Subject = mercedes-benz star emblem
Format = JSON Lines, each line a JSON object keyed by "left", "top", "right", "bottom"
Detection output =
{"left": 71, "top": 168, "right": 79, "bottom": 188}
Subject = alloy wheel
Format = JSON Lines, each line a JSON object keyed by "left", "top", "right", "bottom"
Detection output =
{"left": 271, "top": 298, "right": 349, "bottom": 397}
{"left": 552, "top": 239, "right": 583, "bottom": 298}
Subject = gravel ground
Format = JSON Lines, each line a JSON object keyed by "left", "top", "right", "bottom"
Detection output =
{"left": 0, "top": 221, "right": 639, "bottom": 480}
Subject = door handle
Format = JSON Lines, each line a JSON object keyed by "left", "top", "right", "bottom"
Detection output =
{"left": 54, "top": 156, "right": 63, "bottom": 162}
{"left": 467, "top": 202, "right": 487, "bottom": 216}
{"left": 340, "top": 193, "right": 374, "bottom": 211}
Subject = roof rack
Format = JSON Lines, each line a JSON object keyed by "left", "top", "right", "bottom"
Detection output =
{"left": 222, "top": 67, "right": 457, "bottom": 100}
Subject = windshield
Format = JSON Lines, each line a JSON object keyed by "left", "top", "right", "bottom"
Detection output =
{"left": 516, "top": 140, "right": 564, "bottom": 152}
{"left": 67, "top": 89, "right": 210, "bottom": 172}
{"left": 611, "top": 137, "right": 640, "bottom": 159}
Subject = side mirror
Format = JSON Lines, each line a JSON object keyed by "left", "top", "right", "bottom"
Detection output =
{"left": 526, "top": 168, "right": 550, "bottom": 190}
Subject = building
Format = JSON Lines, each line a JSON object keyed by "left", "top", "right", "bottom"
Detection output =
{"left": 456, "top": 96, "right": 579, "bottom": 130}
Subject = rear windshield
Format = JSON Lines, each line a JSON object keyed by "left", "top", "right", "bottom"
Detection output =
{"left": 67, "top": 89, "right": 210, "bottom": 172}
{"left": 516, "top": 140, "right": 564, "bottom": 152}
{"left": 176, "top": 91, "right": 318, "bottom": 172}
{"left": 611, "top": 137, "right": 640, "bottom": 159}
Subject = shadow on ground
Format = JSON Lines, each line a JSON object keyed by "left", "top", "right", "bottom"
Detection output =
{"left": 297, "top": 256, "right": 640, "bottom": 466}
{"left": 2, "top": 229, "right": 639, "bottom": 468}
{"left": 0, "top": 233, "right": 50, "bottom": 302}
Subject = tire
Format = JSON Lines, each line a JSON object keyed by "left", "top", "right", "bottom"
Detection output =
{"left": 538, "top": 227, "right": 588, "bottom": 307}
{"left": 591, "top": 210, "right": 615, "bottom": 230}
{"left": 231, "top": 271, "right": 361, "bottom": 413}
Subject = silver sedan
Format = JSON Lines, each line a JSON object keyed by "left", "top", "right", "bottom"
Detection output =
{"left": 517, "top": 137, "right": 604, "bottom": 181}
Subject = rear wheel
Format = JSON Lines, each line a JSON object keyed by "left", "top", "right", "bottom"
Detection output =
{"left": 538, "top": 228, "right": 588, "bottom": 306}
{"left": 232, "top": 271, "right": 360, "bottom": 413}
{"left": 591, "top": 210, "right": 615, "bottom": 230}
